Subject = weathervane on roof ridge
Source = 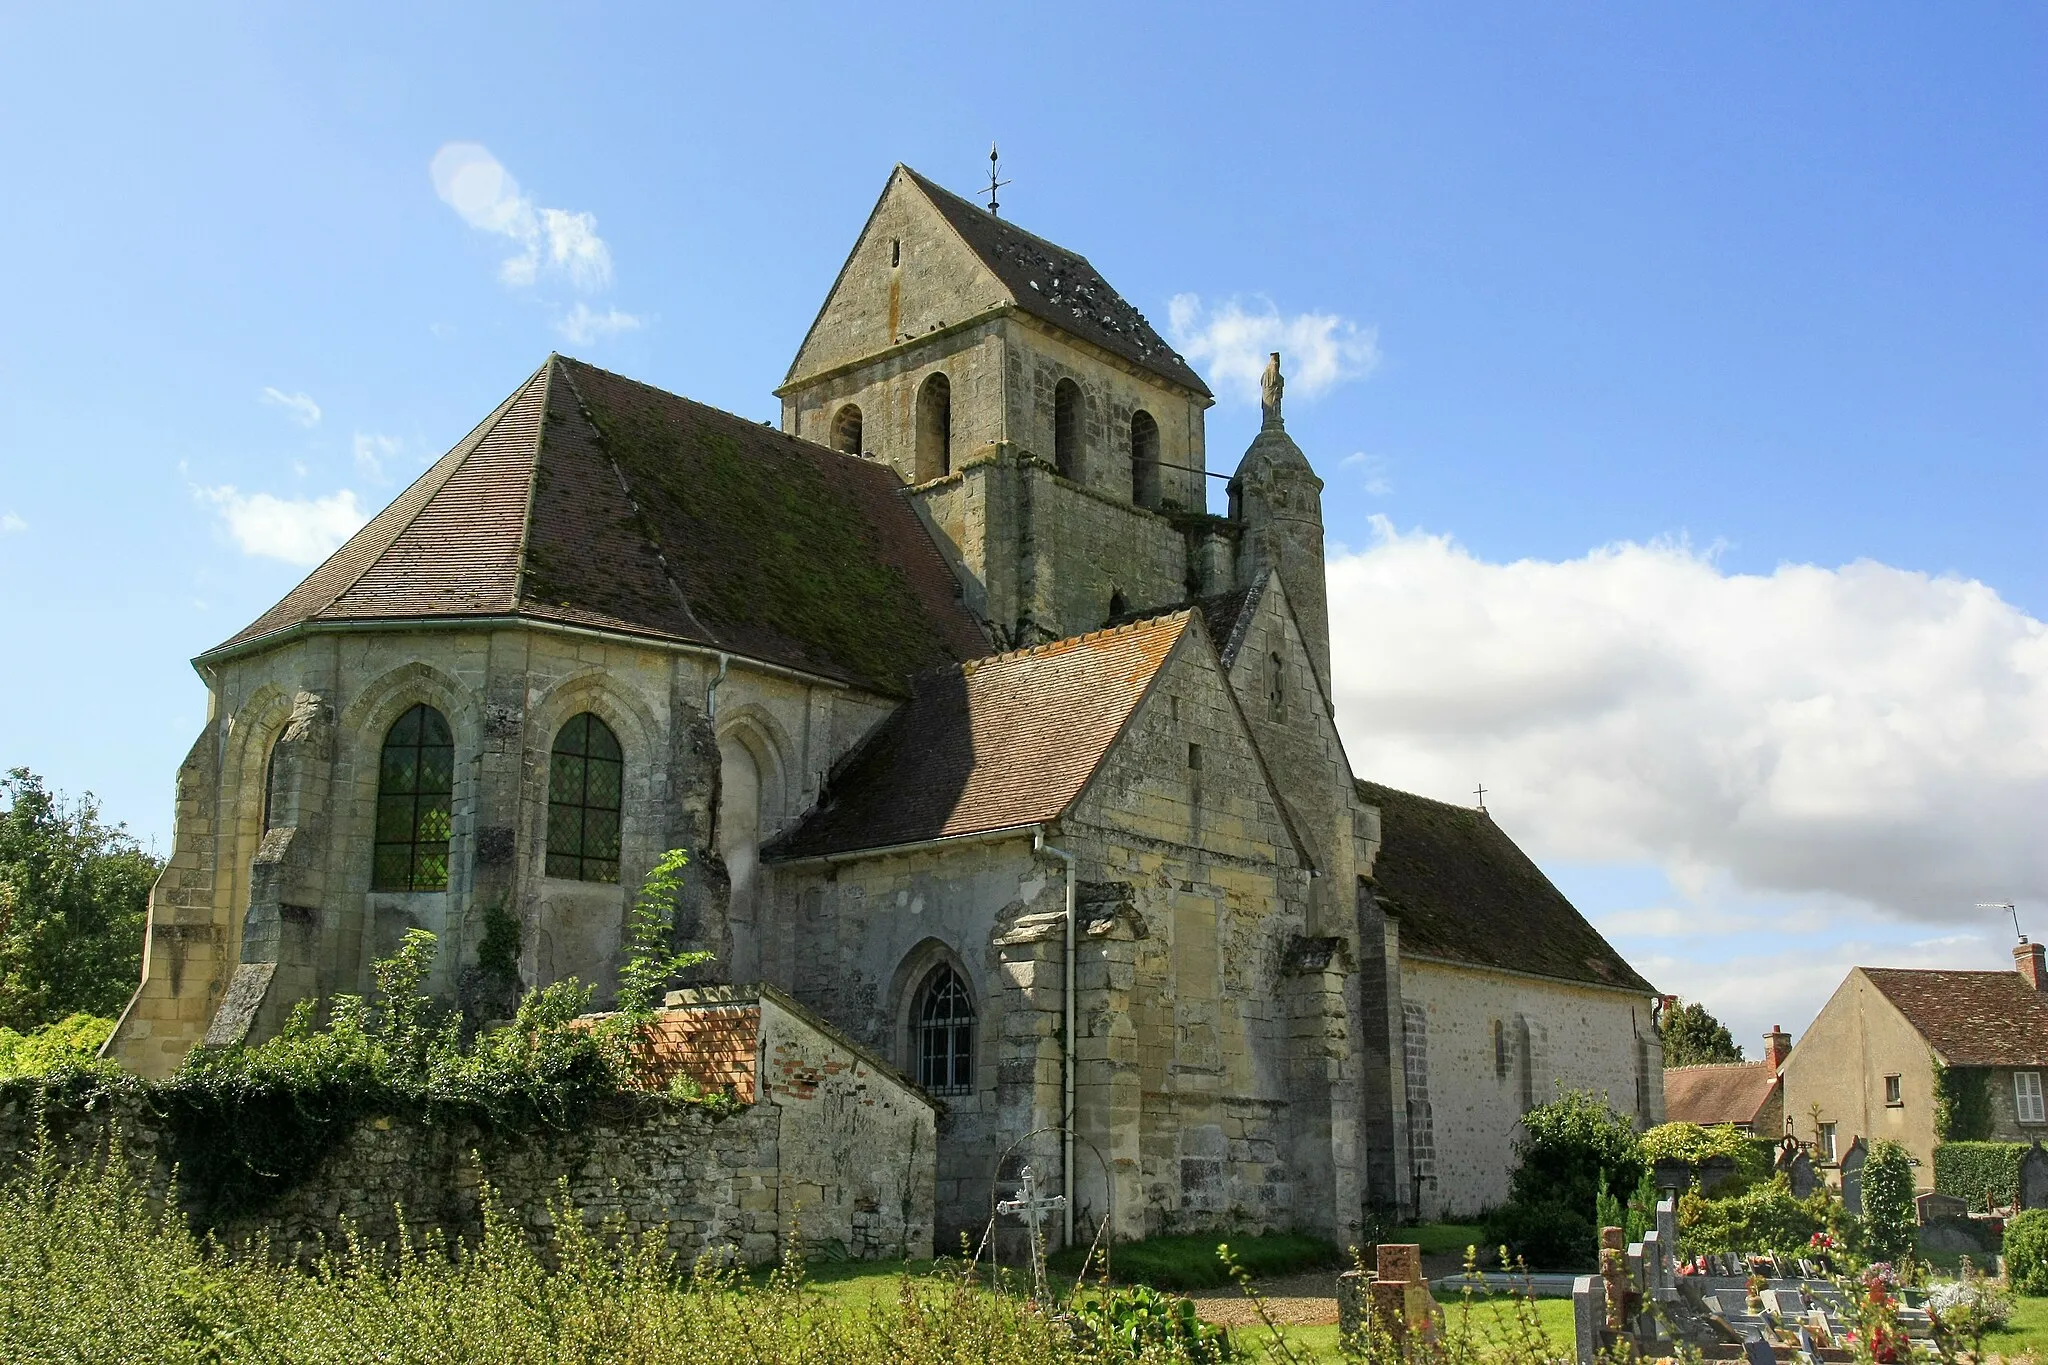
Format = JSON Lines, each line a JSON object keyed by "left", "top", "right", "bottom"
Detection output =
{"left": 986, "top": 142, "right": 1011, "bottom": 217}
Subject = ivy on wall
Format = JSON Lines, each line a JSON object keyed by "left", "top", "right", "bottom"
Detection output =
{"left": 1933, "top": 1058, "right": 1994, "bottom": 1142}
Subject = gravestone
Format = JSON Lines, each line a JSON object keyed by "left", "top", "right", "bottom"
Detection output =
{"left": 1574, "top": 1275, "right": 1605, "bottom": 1365}
{"left": 1776, "top": 1141, "right": 1816, "bottom": 1198}
{"left": 1743, "top": 1329, "right": 1777, "bottom": 1365}
{"left": 1916, "top": 1191, "right": 1968, "bottom": 1225}
{"left": 1600, "top": 1226, "right": 1630, "bottom": 1331}
{"left": 1656, "top": 1196, "right": 1679, "bottom": 1252}
{"left": 1363, "top": 1243, "right": 1437, "bottom": 1347}
{"left": 1838, "top": 1137, "right": 1867, "bottom": 1216}
{"left": 2022, "top": 1141, "right": 2048, "bottom": 1211}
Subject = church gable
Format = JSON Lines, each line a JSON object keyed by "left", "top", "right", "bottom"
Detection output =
{"left": 782, "top": 167, "right": 1009, "bottom": 390}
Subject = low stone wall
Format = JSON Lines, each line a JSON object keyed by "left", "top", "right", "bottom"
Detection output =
{"left": 3, "top": 989, "right": 937, "bottom": 1267}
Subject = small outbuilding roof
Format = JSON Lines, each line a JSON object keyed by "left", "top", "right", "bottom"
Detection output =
{"left": 767, "top": 612, "right": 1193, "bottom": 860}
{"left": 1861, "top": 967, "right": 2048, "bottom": 1068}
{"left": 1358, "top": 781, "right": 1654, "bottom": 994}
{"left": 209, "top": 357, "right": 989, "bottom": 695}
{"left": 1663, "top": 1061, "right": 1779, "bottom": 1128}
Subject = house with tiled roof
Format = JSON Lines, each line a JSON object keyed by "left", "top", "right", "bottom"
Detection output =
{"left": 1781, "top": 945, "right": 2048, "bottom": 1183}
{"left": 1664, "top": 1026, "right": 1792, "bottom": 1134}
{"left": 108, "top": 164, "right": 1657, "bottom": 1246}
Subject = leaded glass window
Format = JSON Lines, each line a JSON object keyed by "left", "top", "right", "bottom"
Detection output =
{"left": 547, "top": 712, "right": 622, "bottom": 882}
{"left": 373, "top": 704, "right": 453, "bottom": 891}
{"left": 916, "top": 965, "right": 975, "bottom": 1096}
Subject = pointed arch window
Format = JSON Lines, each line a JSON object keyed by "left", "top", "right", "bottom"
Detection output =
{"left": 916, "top": 372, "right": 952, "bottom": 481}
{"left": 916, "top": 965, "right": 975, "bottom": 1095}
{"left": 262, "top": 737, "right": 289, "bottom": 832}
{"left": 832, "top": 404, "right": 863, "bottom": 456}
{"left": 373, "top": 704, "right": 453, "bottom": 892}
{"left": 1053, "top": 379, "right": 1081, "bottom": 480}
{"left": 548, "top": 712, "right": 623, "bottom": 883}
{"left": 1130, "top": 409, "right": 1160, "bottom": 507}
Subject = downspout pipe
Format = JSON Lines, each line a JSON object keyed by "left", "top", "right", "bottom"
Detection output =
{"left": 705, "top": 652, "right": 731, "bottom": 720}
{"left": 1033, "top": 827, "right": 1077, "bottom": 1248}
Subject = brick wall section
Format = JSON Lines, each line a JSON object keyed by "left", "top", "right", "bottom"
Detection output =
{"left": 627, "top": 1004, "right": 760, "bottom": 1103}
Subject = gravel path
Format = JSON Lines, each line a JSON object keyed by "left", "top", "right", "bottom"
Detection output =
{"left": 1188, "top": 1271, "right": 1341, "bottom": 1327}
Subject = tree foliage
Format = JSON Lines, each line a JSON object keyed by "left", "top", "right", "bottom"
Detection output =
{"left": 2006, "top": 1208, "right": 2048, "bottom": 1296}
{"left": 1660, "top": 998, "right": 1744, "bottom": 1066}
{"left": 0, "top": 768, "right": 159, "bottom": 1030}
{"left": 1482, "top": 1089, "right": 1646, "bottom": 1268}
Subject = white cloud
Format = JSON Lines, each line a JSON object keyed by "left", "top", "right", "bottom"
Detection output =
{"left": 1330, "top": 518, "right": 2048, "bottom": 926}
{"left": 352, "top": 432, "right": 402, "bottom": 481}
{"left": 430, "top": 142, "right": 613, "bottom": 292}
{"left": 198, "top": 485, "right": 365, "bottom": 565}
{"left": 1167, "top": 294, "right": 1380, "bottom": 405}
{"left": 0, "top": 511, "right": 24, "bottom": 535}
{"left": 555, "top": 302, "right": 644, "bottom": 346}
{"left": 259, "top": 387, "right": 321, "bottom": 427}
{"left": 1339, "top": 451, "right": 1393, "bottom": 496}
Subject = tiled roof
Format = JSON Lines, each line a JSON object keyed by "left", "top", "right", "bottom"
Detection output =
{"left": 1194, "top": 583, "right": 1263, "bottom": 666}
{"left": 1664, "top": 1061, "right": 1777, "bottom": 1127}
{"left": 1358, "top": 781, "right": 1655, "bottom": 994}
{"left": 211, "top": 357, "right": 990, "bottom": 695}
{"left": 767, "top": 613, "right": 1193, "bottom": 860}
{"left": 1862, "top": 968, "right": 2048, "bottom": 1067}
{"left": 902, "top": 167, "right": 1212, "bottom": 398}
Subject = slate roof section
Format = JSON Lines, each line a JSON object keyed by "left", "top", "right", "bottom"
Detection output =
{"left": 1862, "top": 968, "right": 2048, "bottom": 1067}
{"left": 767, "top": 613, "right": 1193, "bottom": 860}
{"left": 1358, "top": 780, "right": 1655, "bottom": 994}
{"left": 210, "top": 357, "right": 989, "bottom": 695}
{"left": 902, "top": 167, "right": 1212, "bottom": 398}
{"left": 1194, "top": 583, "right": 1262, "bottom": 666}
{"left": 1664, "top": 1062, "right": 1779, "bottom": 1127}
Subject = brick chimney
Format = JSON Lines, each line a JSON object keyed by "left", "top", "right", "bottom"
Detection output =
{"left": 1762, "top": 1026, "right": 1793, "bottom": 1070}
{"left": 2017, "top": 939, "right": 2046, "bottom": 992}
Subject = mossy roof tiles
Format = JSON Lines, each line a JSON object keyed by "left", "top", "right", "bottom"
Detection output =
{"left": 210, "top": 357, "right": 989, "bottom": 695}
{"left": 1358, "top": 779, "right": 1654, "bottom": 994}
{"left": 1663, "top": 1061, "right": 1779, "bottom": 1127}
{"left": 1861, "top": 968, "right": 2048, "bottom": 1067}
{"left": 901, "top": 167, "right": 1212, "bottom": 398}
{"left": 767, "top": 613, "right": 1193, "bottom": 860}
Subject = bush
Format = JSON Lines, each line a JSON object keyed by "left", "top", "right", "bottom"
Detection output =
{"left": 1639, "top": 1121, "right": 1775, "bottom": 1190}
{"left": 0, "top": 1013, "right": 114, "bottom": 1079}
{"left": 1862, "top": 1139, "right": 1916, "bottom": 1264}
{"left": 2007, "top": 1209, "right": 2048, "bottom": 1296}
{"left": 1933, "top": 1142, "right": 2029, "bottom": 1212}
{"left": 1677, "top": 1176, "right": 1829, "bottom": 1256}
{"left": 1481, "top": 1090, "right": 1645, "bottom": 1269}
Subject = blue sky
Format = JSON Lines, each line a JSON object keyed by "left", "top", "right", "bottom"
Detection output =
{"left": 1, "top": 4, "right": 2042, "bottom": 1047}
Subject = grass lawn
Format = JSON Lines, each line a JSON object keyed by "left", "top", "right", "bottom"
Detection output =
{"left": 1983, "top": 1293, "right": 2048, "bottom": 1359}
{"left": 1394, "top": 1223, "right": 1491, "bottom": 1259}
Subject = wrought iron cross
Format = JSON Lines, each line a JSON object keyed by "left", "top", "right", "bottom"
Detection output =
{"left": 996, "top": 1164, "right": 1065, "bottom": 1297}
{"left": 1473, "top": 783, "right": 1487, "bottom": 811}
{"left": 985, "top": 142, "right": 1011, "bottom": 216}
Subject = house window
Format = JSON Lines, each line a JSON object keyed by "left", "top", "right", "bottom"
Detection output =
{"left": 2018, "top": 1071, "right": 2046, "bottom": 1125}
{"left": 832, "top": 404, "right": 863, "bottom": 456}
{"left": 1130, "top": 409, "right": 1160, "bottom": 507}
{"left": 1819, "top": 1122, "right": 1837, "bottom": 1162}
{"left": 547, "top": 712, "right": 623, "bottom": 883}
{"left": 1884, "top": 1074, "right": 1903, "bottom": 1107}
{"left": 1053, "top": 379, "right": 1081, "bottom": 480}
{"left": 916, "top": 965, "right": 975, "bottom": 1095}
{"left": 916, "top": 372, "right": 951, "bottom": 480}
{"left": 373, "top": 703, "right": 453, "bottom": 892}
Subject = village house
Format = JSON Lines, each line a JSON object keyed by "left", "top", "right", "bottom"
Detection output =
{"left": 106, "top": 164, "right": 1661, "bottom": 1247}
{"left": 1779, "top": 941, "right": 2048, "bottom": 1180}
{"left": 1663, "top": 1025, "right": 1791, "bottom": 1137}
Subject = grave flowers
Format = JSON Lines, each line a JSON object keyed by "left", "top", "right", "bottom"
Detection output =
{"left": 1842, "top": 1267, "right": 1908, "bottom": 1365}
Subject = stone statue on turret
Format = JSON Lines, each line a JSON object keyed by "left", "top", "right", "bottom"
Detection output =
{"left": 1261, "top": 351, "right": 1285, "bottom": 428}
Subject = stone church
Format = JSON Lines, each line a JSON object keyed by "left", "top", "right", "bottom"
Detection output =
{"left": 109, "top": 165, "right": 1662, "bottom": 1243}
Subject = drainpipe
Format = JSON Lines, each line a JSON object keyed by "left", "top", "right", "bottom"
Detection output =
{"left": 705, "top": 652, "right": 731, "bottom": 720}
{"left": 1033, "top": 827, "right": 1077, "bottom": 1248}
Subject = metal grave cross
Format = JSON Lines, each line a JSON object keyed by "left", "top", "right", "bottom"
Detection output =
{"left": 996, "top": 1165, "right": 1065, "bottom": 1297}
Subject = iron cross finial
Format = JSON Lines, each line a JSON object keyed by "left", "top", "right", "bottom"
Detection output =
{"left": 1474, "top": 783, "right": 1487, "bottom": 811}
{"left": 986, "top": 142, "right": 1011, "bottom": 217}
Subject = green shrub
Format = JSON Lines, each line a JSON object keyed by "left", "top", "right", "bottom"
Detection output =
{"left": 1048, "top": 1230, "right": 1338, "bottom": 1290}
{"left": 0, "top": 1013, "right": 115, "bottom": 1079}
{"left": 1862, "top": 1139, "right": 1917, "bottom": 1264}
{"left": 1934, "top": 1142, "right": 2029, "bottom": 1212}
{"left": 2007, "top": 1209, "right": 2048, "bottom": 1296}
{"left": 1481, "top": 1090, "right": 1645, "bottom": 1269}
{"left": 1639, "top": 1121, "right": 1774, "bottom": 1191}
{"left": 1676, "top": 1176, "right": 1827, "bottom": 1256}
{"left": 1071, "top": 1282, "right": 1231, "bottom": 1360}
